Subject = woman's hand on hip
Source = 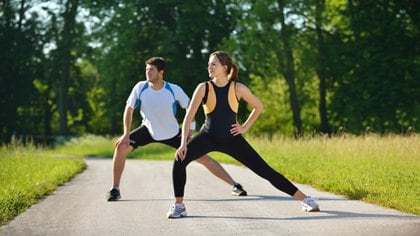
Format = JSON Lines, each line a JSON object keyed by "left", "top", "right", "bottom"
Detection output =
{"left": 230, "top": 123, "right": 246, "bottom": 136}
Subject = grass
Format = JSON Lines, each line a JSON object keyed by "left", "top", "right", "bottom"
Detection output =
{"left": 0, "top": 143, "right": 86, "bottom": 226}
{"left": 51, "top": 134, "right": 115, "bottom": 157}
{"left": 52, "top": 134, "right": 173, "bottom": 159}
{"left": 53, "top": 133, "right": 419, "bottom": 215}
{"left": 243, "top": 134, "right": 420, "bottom": 215}
{"left": 1, "top": 133, "right": 418, "bottom": 226}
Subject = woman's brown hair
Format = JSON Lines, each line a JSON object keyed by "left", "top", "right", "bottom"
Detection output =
{"left": 211, "top": 51, "right": 238, "bottom": 82}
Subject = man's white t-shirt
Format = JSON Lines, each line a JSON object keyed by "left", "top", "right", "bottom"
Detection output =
{"left": 126, "top": 81, "right": 195, "bottom": 141}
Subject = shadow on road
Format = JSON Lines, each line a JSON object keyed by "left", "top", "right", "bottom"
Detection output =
{"left": 183, "top": 211, "right": 419, "bottom": 221}
{"left": 109, "top": 195, "right": 418, "bottom": 221}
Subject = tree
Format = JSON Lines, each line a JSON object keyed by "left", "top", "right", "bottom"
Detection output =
{"left": 314, "top": 0, "right": 330, "bottom": 134}
{"left": 276, "top": 0, "right": 303, "bottom": 137}
{"left": 89, "top": 0, "right": 240, "bottom": 133}
{"left": 222, "top": 0, "right": 306, "bottom": 137}
{"left": 56, "top": 0, "right": 79, "bottom": 136}
{"left": 330, "top": 0, "right": 419, "bottom": 132}
{"left": 0, "top": 0, "right": 46, "bottom": 143}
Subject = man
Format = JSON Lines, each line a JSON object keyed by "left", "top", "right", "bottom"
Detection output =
{"left": 107, "top": 57, "right": 247, "bottom": 201}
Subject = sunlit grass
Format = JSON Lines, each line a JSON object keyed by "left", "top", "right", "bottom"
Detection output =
{"left": 240, "top": 133, "right": 420, "bottom": 215}
{"left": 51, "top": 134, "right": 174, "bottom": 159}
{"left": 0, "top": 144, "right": 86, "bottom": 226}
{"left": 51, "top": 134, "right": 115, "bottom": 157}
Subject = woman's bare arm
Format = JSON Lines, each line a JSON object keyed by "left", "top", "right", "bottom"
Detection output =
{"left": 230, "top": 83, "right": 264, "bottom": 136}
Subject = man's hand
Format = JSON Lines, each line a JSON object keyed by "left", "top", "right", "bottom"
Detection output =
{"left": 115, "top": 134, "right": 130, "bottom": 147}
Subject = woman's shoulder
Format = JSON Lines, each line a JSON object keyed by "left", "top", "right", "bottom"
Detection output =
{"left": 234, "top": 82, "right": 249, "bottom": 91}
{"left": 234, "top": 82, "right": 253, "bottom": 98}
{"left": 196, "top": 81, "right": 209, "bottom": 90}
{"left": 191, "top": 81, "right": 209, "bottom": 98}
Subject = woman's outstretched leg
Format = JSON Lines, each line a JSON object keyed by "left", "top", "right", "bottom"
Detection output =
{"left": 224, "top": 135, "right": 320, "bottom": 212}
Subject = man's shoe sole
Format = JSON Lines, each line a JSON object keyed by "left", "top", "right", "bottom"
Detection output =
{"left": 107, "top": 198, "right": 121, "bottom": 201}
{"left": 232, "top": 191, "right": 247, "bottom": 196}
{"left": 107, "top": 195, "right": 121, "bottom": 201}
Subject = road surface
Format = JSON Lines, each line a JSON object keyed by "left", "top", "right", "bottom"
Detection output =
{"left": 1, "top": 158, "right": 419, "bottom": 235}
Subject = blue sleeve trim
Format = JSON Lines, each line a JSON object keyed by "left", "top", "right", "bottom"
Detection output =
{"left": 136, "top": 82, "right": 150, "bottom": 110}
{"left": 165, "top": 82, "right": 179, "bottom": 116}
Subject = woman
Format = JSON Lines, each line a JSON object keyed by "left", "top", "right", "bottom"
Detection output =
{"left": 167, "top": 51, "right": 319, "bottom": 218}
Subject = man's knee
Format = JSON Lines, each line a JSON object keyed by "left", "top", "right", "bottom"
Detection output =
{"left": 115, "top": 142, "right": 132, "bottom": 155}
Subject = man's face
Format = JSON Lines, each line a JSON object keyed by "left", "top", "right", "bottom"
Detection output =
{"left": 145, "top": 64, "right": 162, "bottom": 82}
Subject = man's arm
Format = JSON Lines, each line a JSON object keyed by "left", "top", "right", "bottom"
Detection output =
{"left": 122, "top": 105, "right": 134, "bottom": 135}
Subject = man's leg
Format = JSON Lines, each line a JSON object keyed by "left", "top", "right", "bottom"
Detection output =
{"left": 112, "top": 142, "right": 133, "bottom": 188}
{"left": 195, "top": 155, "right": 234, "bottom": 185}
{"left": 108, "top": 125, "right": 152, "bottom": 201}
{"left": 107, "top": 142, "right": 133, "bottom": 201}
{"left": 195, "top": 154, "right": 247, "bottom": 196}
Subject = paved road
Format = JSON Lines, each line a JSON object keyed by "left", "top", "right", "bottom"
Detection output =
{"left": 1, "top": 158, "right": 419, "bottom": 236}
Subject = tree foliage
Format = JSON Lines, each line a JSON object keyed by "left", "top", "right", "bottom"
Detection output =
{"left": 0, "top": 0, "right": 418, "bottom": 143}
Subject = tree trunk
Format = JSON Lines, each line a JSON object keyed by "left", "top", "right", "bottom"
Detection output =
{"left": 277, "top": 0, "right": 303, "bottom": 138}
{"left": 57, "top": 0, "right": 78, "bottom": 136}
{"left": 315, "top": 0, "right": 330, "bottom": 134}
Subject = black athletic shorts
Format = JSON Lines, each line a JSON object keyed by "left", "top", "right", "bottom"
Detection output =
{"left": 129, "top": 125, "right": 181, "bottom": 150}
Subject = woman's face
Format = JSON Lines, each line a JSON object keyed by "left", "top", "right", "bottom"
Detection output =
{"left": 208, "top": 55, "right": 226, "bottom": 78}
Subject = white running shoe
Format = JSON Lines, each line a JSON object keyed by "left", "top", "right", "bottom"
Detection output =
{"left": 302, "top": 197, "right": 320, "bottom": 212}
{"left": 167, "top": 203, "right": 187, "bottom": 218}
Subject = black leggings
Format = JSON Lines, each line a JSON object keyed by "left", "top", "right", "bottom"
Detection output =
{"left": 172, "top": 132, "right": 298, "bottom": 197}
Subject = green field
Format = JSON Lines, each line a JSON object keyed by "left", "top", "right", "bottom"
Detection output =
{"left": 246, "top": 134, "right": 420, "bottom": 215}
{"left": 0, "top": 144, "right": 86, "bottom": 225}
{"left": 1, "top": 134, "right": 419, "bottom": 226}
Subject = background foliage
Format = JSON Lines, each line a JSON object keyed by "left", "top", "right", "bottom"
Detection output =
{"left": 0, "top": 0, "right": 418, "bottom": 143}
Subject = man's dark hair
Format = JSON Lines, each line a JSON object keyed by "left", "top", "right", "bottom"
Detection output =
{"left": 145, "top": 57, "right": 166, "bottom": 71}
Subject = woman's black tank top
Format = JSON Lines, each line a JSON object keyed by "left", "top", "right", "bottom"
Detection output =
{"left": 201, "top": 81, "right": 238, "bottom": 138}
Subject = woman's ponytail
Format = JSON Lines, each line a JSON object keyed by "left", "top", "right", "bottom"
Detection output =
{"left": 228, "top": 63, "right": 238, "bottom": 82}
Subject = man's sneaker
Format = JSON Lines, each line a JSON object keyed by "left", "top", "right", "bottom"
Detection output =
{"left": 302, "top": 197, "right": 320, "bottom": 212}
{"left": 107, "top": 188, "right": 121, "bottom": 201}
{"left": 232, "top": 183, "right": 247, "bottom": 196}
{"left": 167, "top": 203, "right": 187, "bottom": 218}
